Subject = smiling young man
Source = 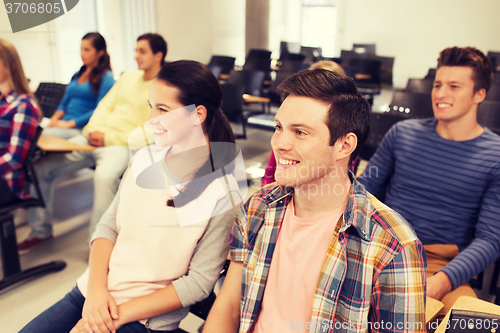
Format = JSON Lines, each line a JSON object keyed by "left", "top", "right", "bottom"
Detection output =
{"left": 359, "top": 47, "right": 500, "bottom": 317}
{"left": 19, "top": 33, "right": 167, "bottom": 251}
{"left": 204, "top": 70, "right": 426, "bottom": 333}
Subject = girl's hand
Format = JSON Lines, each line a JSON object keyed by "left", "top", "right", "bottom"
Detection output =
{"left": 70, "top": 319, "right": 92, "bottom": 333}
{"left": 80, "top": 287, "right": 119, "bottom": 333}
{"left": 54, "top": 119, "right": 76, "bottom": 128}
{"left": 47, "top": 110, "right": 65, "bottom": 127}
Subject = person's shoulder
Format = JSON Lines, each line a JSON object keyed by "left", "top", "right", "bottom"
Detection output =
{"left": 69, "top": 71, "right": 80, "bottom": 81}
{"left": 115, "top": 70, "right": 144, "bottom": 84}
{"left": 480, "top": 128, "right": 500, "bottom": 146}
{"left": 102, "top": 70, "right": 115, "bottom": 80}
{"left": 14, "top": 94, "right": 38, "bottom": 110}
{"left": 119, "top": 70, "right": 144, "bottom": 79}
{"left": 396, "top": 117, "right": 436, "bottom": 132}
{"left": 367, "top": 193, "right": 420, "bottom": 247}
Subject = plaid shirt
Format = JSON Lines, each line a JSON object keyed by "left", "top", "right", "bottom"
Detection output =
{"left": 0, "top": 91, "right": 41, "bottom": 199}
{"left": 230, "top": 173, "right": 427, "bottom": 333}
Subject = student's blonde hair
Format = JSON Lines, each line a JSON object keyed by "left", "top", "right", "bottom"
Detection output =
{"left": 0, "top": 39, "right": 37, "bottom": 102}
{"left": 309, "top": 60, "right": 346, "bottom": 76}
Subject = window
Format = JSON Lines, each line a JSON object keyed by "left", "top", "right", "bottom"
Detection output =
{"left": 120, "top": 0, "right": 157, "bottom": 71}
{"left": 301, "top": 0, "right": 337, "bottom": 57}
{"left": 270, "top": 0, "right": 338, "bottom": 58}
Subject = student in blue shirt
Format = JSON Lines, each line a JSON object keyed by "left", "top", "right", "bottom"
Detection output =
{"left": 44, "top": 32, "right": 114, "bottom": 139}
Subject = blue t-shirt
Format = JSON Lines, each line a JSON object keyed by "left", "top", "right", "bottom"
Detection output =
{"left": 57, "top": 70, "right": 115, "bottom": 128}
{"left": 358, "top": 118, "right": 500, "bottom": 289}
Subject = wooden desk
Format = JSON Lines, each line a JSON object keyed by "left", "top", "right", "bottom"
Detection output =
{"left": 426, "top": 297, "right": 444, "bottom": 323}
{"left": 355, "top": 73, "right": 372, "bottom": 80}
{"left": 38, "top": 135, "right": 95, "bottom": 152}
{"left": 243, "top": 94, "right": 270, "bottom": 104}
{"left": 435, "top": 296, "right": 500, "bottom": 333}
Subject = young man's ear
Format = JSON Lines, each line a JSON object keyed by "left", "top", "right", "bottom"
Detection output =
{"left": 154, "top": 52, "right": 164, "bottom": 66}
{"left": 473, "top": 88, "right": 486, "bottom": 104}
{"left": 335, "top": 133, "right": 357, "bottom": 161}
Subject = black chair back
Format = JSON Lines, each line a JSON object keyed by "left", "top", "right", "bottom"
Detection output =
{"left": 208, "top": 55, "right": 236, "bottom": 75}
{"left": 490, "top": 258, "right": 500, "bottom": 305}
{"left": 226, "top": 70, "right": 266, "bottom": 96}
{"left": 488, "top": 51, "right": 500, "bottom": 72}
{"left": 34, "top": 82, "right": 67, "bottom": 118}
{"left": 406, "top": 78, "right": 434, "bottom": 94}
{"left": 221, "top": 84, "right": 247, "bottom": 139}
{"left": 269, "top": 71, "right": 294, "bottom": 105}
{"left": 280, "top": 41, "right": 301, "bottom": 56}
{"left": 0, "top": 126, "right": 66, "bottom": 291}
{"left": 353, "top": 43, "right": 376, "bottom": 55}
{"left": 278, "top": 59, "right": 306, "bottom": 73}
{"left": 0, "top": 126, "right": 45, "bottom": 214}
{"left": 493, "top": 73, "right": 500, "bottom": 86}
{"left": 424, "top": 68, "right": 436, "bottom": 80}
{"left": 300, "top": 46, "right": 322, "bottom": 62}
{"left": 389, "top": 91, "right": 434, "bottom": 119}
{"left": 478, "top": 100, "right": 500, "bottom": 135}
{"left": 209, "top": 65, "right": 222, "bottom": 80}
{"left": 341, "top": 50, "right": 393, "bottom": 86}
{"left": 485, "top": 84, "right": 500, "bottom": 101}
{"left": 359, "top": 113, "right": 406, "bottom": 161}
{"left": 279, "top": 52, "right": 305, "bottom": 62}
{"left": 243, "top": 49, "right": 272, "bottom": 74}
{"left": 350, "top": 58, "right": 382, "bottom": 89}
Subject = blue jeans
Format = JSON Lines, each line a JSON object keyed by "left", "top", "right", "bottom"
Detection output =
{"left": 19, "top": 286, "right": 175, "bottom": 333}
{"left": 42, "top": 127, "right": 82, "bottom": 140}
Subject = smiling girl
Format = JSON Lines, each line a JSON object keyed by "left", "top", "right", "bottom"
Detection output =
{"left": 20, "top": 60, "right": 242, "bottom": 333}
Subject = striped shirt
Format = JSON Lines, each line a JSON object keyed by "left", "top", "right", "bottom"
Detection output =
{"left": 230, "top": 173, "right": 426, "bottom": 333}
{"left": 359, "top": 118, "right": 500, "bottom": 289}
{"left": 0, "top": 91, "right": 41, "bottom": 199}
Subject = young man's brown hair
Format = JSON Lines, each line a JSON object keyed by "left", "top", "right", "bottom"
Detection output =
{"left": 437, "top": 46, "right": 493, "bottom": 93}
{"left": 137, "top": 33, "right": 168, "bottom": 66}
{"left": 277, "top": 69, "right": 371, "bottom": 163}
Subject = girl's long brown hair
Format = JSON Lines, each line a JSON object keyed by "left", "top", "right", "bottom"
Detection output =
{"left": 0, "top": 39, "right": 38, "bottom": 105}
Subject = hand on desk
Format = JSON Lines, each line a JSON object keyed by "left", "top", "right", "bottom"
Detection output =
{"left": 89, "top": 131, "right": 106, "bottom": 147}
{"left": 52, "top": 119, "right": 76, "bottom": 128}
{"left": 47, "top": 110, "right": 64, "bottom": 127}
{"left": 427, "top": 271, "right": 452, "bottom": 301}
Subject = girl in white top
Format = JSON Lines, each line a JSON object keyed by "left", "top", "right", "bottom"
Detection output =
{"left": 20, "top": 60, "right": 243, "bottom": 333}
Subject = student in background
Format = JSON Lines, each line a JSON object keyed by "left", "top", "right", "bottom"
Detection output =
{"left": 44, "top": 32, "right": 114, "bottom": 139}
{"left": 0, "top": 39, "right": 42, "bottom": 206}
{"left": 359, "top": 46, "right": 500, "bottom": 317}
{"left": 308, "top": 59, "right": 346, "bottom": 74}
{"left": 20, "top": 60, "right": 241, "bottom": 333}
{"left": 19, "top": 33, "right": 167, "bottom": 252}
{"left": 262, "top": 60, "right": 347, "bottom": 187}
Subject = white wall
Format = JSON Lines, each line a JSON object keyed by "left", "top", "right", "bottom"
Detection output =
{"left": 155, "top": 0, "right": 213, "bottom": 63}
{"left": 0, "top": 1, "right": 104, "bottom": 89}
{"left": 212, "top": 0, "right": 246, "bottom": 65}
{"left": 96, "top": 0, "right": 126, "bottom": 75}
{"left": 340, "top": 0, "right": 500, "bottom": 87}
{"left": 155, "top": 0, "right": 245, "bottom": 65}
{"left": 0, "top": 8, "right": 58, "bottom": 90}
